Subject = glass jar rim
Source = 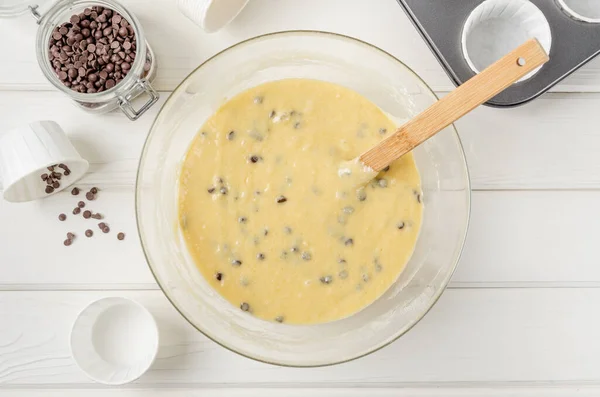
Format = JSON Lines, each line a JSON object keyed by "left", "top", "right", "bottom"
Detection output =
{"left": 36, "top": 0, "right": 148, "bottom": 102}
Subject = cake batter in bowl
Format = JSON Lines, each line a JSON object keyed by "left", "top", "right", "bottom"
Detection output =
{"left": 136, "top": 31, "right": 470, "bottom": 367}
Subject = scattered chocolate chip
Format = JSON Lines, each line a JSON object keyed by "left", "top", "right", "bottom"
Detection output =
{"left": 215, "top": 272, "right": 223, "bottom": 281}
{"left": 47, "top": 166, "right": 55, "bottom": 171}
{"left": 86, "top": 192, "right": 94, "bottom": 200}
{"left": 98, "top": 222, "right": 106, "bottom": 229}
{"left": 71, "top": 187, "right": 80, "bottom": 195}
{"left": 64, "top": 239, "right": 72, "bottom": 246}
{"left": 91, "top": 187, "right": 98, "bottom": 194}
{"left": 92, "top": 213, "right": 102, "bottom": 219}
{"left": 85, "top": 229, "right": 93, "bottom": 237}
{"left": 301, "top": 251, "right": 312, "bottom": 261}
{"left": 117, "top": 232, "right": 125, "bottom": 240}
{"left": 73, "top": 207, "right": 81, "bottom": 215}
{"left": 275, "top": 316, "right": 284, "bottom": 323}
{"left": 257, "top": 253, "right": 265, "bottom": 260}
{"left": 320, "top": 275, "right": 333, "bottom": 284}
{"left": 102, "top": 226, "right": 110, "bottom": 233}
{"left": 276, "top": 195, "right": 287, "bottom": 204}
{"left": 58, "top": 213, "right": 66, "bottom": 221}
{"left": 83, "top": 210, "right": 92, "bottom": 219}
{"left": 78, "top": 201, "right": 85, "bottom": 208}
{"left": 240, "top": 302, "right": 250, "bottom": 312}
{"left": 67, "top": 232, "right": 75, "bottom": 240}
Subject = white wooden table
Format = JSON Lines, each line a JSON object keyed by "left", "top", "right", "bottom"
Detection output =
{"left": 2, "top": 0, "right": 600, "bottom": 395}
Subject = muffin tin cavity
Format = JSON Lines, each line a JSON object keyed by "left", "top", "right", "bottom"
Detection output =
{"left": 398, "top": 0, "right": 600, "bottom": 107}
{"left": 462, "top": 0, "right": 552, "bottom": 82}
{"left": 557, "top": 0, "right": 600, "bottom": 23}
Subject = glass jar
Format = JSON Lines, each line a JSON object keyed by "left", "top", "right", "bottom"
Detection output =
{"left": 1, "top": 0, "right": 158, "bottom": 120}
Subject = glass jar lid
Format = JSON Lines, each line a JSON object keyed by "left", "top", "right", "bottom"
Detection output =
{"left": 0, "top": 0, "right": 45, "bottom": 17}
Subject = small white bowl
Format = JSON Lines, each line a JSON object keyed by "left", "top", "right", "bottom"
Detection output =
{"left": 70, "top": 297, "right": 159, "bottom": 385}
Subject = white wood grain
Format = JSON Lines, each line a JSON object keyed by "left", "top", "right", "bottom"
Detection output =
{"left": 2, "top": 91, "right": 600, "bottom": 191}
{"left": 1, "top": 288, "right": 600, "bottom": 386}
{"left": 5, "top": 387, "right": 600, "bottom": 397}
{"left": 2, "top": 188, "right": 600, "bottom": 287}
{"left": 2, "top": 0, "right": 600, "bottom": 93}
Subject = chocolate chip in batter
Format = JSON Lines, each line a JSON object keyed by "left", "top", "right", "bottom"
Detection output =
{"left": 215, "top": 272, "right": 223, "bottom": 281}
{"left": 397, "top": 221, "right": 405, "bottom": 230}
{"left": 269, "top": 110, "right": 276, "bottom": 119}
{"left": 382, "top": 166, "right": 390, "bottom": 172}
{"left": 219, "top": 186, "right": 228, "bottom": 195}
{"left": 338, "top": 258, "right": 347, "bottom": 264}
{"left": 276, "top": 195, "right": 287, "bottom": 204}
{"left": 231, "top": 259, "right": 242, "bottom": 266}
{"left": 320, "top": 275, "right": 333, "bottom": 284}
{"left": 263, "top": 228, "right": 269, "bottom": 236}
{"left": 293, "top": 122, "right": 301, "bottom": 129}
{"left": 344, "top": 238, "right": 354, "bottom": 246}
{"left": 275, "top": 316, "right": 284, "bottom": 323}
{"left": 238, "top": 216, "right": 247, "bottom": 224}
{"left": 240, "top": 302, "right": 250, "bottom": 311}
{"left": 257, "top": 253, "right": 265, "bottom": 260}
{"left": 284, "top": 226, "right": 293, "bottom": 234}
{"left": 379, "top": 127, "right": 387, "bottom": 134}
{"left": 207, "top": 187, "right": 216, "bottom": 194}
{"left": 301, "top": 251, "right": 312, "bottom": 261}
{"left": 227, "top": 130, "right": 235, "bottom": 140}
{"left": 414, "top": 190, "right": 422, "bottom": 203}
{"left": 249, "top": 155, "right": 262, "bottom": 163}
{"left": 356, "top": 189, "right": 367, "bottom": 202}
{"left": 290, "top": 246, "right": 299, "bottom": 253}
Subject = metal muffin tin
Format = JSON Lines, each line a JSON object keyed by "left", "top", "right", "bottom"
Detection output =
{"left": 398, "top": 0, "right": 600, "bottom": 107}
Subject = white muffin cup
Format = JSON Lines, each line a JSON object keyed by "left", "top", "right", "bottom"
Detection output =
{"left": 0, "top": 121, "right": 89, "bottom": 203}
{"left": 461, "top": 0, "right": 552, "bottom": 82}
{"left": 556, "top": 0, "right": 600, "bottom": 23}
{"left": 177, "top": 0, "right": 250, "bottom": 33}
{"left": 70, "top": 297, "right": 159, "bottom": 386}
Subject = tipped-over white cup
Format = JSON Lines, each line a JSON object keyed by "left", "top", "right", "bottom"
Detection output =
{"left": 0, "top": 120, "right": 88, "bottom": 203}
{"left": 177, "top": 0, "right": 250, "bottom": 33}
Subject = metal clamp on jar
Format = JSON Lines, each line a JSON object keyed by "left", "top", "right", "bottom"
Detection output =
{"left": 0, "top": 0, "right": 158, "bottom": 120}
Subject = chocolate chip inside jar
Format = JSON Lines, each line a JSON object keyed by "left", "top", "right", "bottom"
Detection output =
{"left": 47, "top": 6, "right": 153, "bottom": 95}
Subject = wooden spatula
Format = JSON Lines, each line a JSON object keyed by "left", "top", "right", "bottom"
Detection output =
{"left": 356, "top": 38, "right": 549, "bottom": 174}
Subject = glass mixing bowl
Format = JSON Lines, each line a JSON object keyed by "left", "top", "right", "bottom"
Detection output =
{"left": 136, "top": 31, "right": 470, "bottom": 367}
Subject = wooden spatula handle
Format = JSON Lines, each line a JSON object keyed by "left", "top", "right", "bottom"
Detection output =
{"left": 359, "top": 38, "right": 549, "bottom": 171}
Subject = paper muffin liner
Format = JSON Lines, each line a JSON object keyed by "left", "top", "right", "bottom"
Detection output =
{"left": 461, "top": 0, "right": 552, "bottom": 82}
{"left": 556, "top": 0, "right": 600, "bottom": 23}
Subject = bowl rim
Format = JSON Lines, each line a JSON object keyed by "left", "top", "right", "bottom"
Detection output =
{"left": 135, "top": 29, "right": 472, "bottom": 368}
